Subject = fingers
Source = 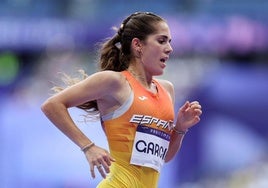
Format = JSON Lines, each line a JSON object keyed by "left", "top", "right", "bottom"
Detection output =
{"left": 96, "top": 162, "right": 106, "bottom": 179}
{"left": 194, "top": 108, "right": 202, "bottom": 116}
{"left": 193, "top": 115, "right": 201, "bottom": 124}
{"left": 180, "top": 101, "right": 202, "bottom": 111}
{"left": 177, "top": 100, "right": 202, "bottom": 129}
{"left": 190, "top": 102, "right": 202, "bottom": 120}
{"left": 180, "top": 101, "right": 190, "bottom": 112}
{"left": 98, "top": 159, "right": 110, "bottom": 176}
{"left": 90, "top": 165, "right": 96, "bottom": 179}
{"left": 109, "top": 156, "right": 116, "bottom": 162}
{"left": 189, "top": 101, "right": 202, "bottom": 109}
{"left": 90, "top": 161, "right": 107, "bottom": 179}
{"left": 180, "top": 101, "right": 202, "bottom": 114}
{"left": 88, "top": 152, "right": 115, "bottom": 179}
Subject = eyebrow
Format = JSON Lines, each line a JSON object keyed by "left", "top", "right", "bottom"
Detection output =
{"left": 159, "top": 35, "right": 172, "bottom": 42}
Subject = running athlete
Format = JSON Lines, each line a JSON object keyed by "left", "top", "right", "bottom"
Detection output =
{"left": 41, "top": 12, "right": 202, "bottom": 188}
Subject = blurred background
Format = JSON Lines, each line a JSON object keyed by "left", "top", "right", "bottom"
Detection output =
{"left": 0, "top": 0, "right": 268, "bottom": 188}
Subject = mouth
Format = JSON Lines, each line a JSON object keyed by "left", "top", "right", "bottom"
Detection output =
{"left": 160, "top": 57, "right": 168, "bottom": 63}
{"left": 160, "top": 57, "right": 168, "bottom": 69}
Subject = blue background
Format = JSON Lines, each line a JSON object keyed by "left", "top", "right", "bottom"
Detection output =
{"left": 0, "top": 1, "right": 268, "bottom": 188}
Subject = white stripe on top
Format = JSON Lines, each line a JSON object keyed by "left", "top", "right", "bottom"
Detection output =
{"left": 101, "top": 91, "right": 134, "bottom": 121}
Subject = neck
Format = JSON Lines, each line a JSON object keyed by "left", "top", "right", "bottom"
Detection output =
{"left": 127, "top": 64, "right": 154, "bottom": 90}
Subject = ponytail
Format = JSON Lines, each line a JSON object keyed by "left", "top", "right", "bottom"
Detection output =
{"left": 98, "top": 34, "right": 129, "bottom": 71}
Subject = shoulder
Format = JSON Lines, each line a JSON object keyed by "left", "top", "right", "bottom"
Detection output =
{"left": 75, "top": 70, "right": 126, "bottom": 101}
{"left": 87, "top": 70, "right": 130, "bottom": 98}
{"left": 155, "top": 79, "right": 174, "bottom": 92}
{"left": 155, "top": 79, "right": 175, "bottom": 102}
{"left": 92, "top": 70, "right": 122, "bottom": 80}
{"left": 87, "top": 70, "right": 125, "bottom": 88}
{"left": 87, "top": 70, "right": 130, "bottom": 114}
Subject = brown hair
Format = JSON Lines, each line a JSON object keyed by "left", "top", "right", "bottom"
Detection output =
{"left": 99, "top": 12, "right": 165, "bottom": 71}
{"left": 55, "top": 12, "right": 165, "bottom": 114}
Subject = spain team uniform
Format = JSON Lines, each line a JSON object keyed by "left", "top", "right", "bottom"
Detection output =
{"left": 97, "top": 71, "right": 174, "bottom": 188}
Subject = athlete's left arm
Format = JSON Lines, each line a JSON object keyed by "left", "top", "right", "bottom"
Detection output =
{"left": 157, "top": 79, "right": 183, "bottom": 162}
{"left": 157, "top": 79, "right": 202, "bottom": 162}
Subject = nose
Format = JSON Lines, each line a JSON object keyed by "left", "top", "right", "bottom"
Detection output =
{"left": 166, "top": 43, "right": 173, "bottom": 54}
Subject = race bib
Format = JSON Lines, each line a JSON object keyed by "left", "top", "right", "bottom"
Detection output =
{"left": 130, "top": 124, "right": 171, "bottom": 172}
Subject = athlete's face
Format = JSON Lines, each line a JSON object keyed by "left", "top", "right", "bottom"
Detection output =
{"left": 141, "top": 21, "right": 173, "bottom": 76}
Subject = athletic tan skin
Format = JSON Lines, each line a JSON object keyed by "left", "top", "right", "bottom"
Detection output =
{"left": 41, "top": 15, "right": 202, "bottom": 180}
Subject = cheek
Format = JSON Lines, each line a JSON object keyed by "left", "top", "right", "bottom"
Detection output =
{"left": 143, "top": 52, "right": 158, "bottom": 65}
{"left": 144, "top": 47, "right": 160, "bottom": 59}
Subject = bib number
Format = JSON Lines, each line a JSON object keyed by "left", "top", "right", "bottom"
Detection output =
{"left": 130, "top": 125, "right": 170, "bottom": 172}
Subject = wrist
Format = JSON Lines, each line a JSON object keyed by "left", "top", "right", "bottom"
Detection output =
{"left": 81, "top": 142, "right": 95, "bottom": 153}
{"left": 172, "top": 125, "right": 188, "bottom": 135}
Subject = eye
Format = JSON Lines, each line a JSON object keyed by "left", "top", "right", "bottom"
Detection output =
{"left": 158, "top": 39, "right": 166, "bottom": 44}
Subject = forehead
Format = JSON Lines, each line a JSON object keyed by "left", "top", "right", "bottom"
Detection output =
{"left": 152, "top": 21, "right": 171, "bottom": 38}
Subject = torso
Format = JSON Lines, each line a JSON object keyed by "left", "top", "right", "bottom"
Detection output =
{"left": 97, "top": 70, "right": 174, "bottom": 118}
{"left": 97, "top": 70, "right": 174, "bottom": 188}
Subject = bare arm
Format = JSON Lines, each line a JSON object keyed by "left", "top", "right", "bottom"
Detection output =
{"left": 41, "top": 71, "right": 123, "bottom": 178}
{"left": 165, "top": 100, "right": 202, "bottom": 162}
{"left": 157, "top": 79, "right": 202, "bottom": 162}
{"left": 41, "top": 71, "right": 117, "bottom": 146}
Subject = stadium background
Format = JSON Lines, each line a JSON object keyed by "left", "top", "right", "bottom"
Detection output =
{"left": 0, "top": 0, "right": 267, "bottom": 187}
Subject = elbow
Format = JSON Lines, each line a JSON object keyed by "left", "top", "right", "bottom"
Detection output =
{"left": 41, "top": 98, "right": 67, "bottom": 117}
{"left": 41, "top": 98, "right": 58, "bottom": 116}
{"left": 41, "top": 99, "right": 52, "bottom": 115}
{"left": 164, "top": 156, "right": 172, "bottom": 163}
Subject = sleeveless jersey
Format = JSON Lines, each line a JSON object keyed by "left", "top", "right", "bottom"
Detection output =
{"left": 97, "top": 71, "right": 174, "bottom": 188}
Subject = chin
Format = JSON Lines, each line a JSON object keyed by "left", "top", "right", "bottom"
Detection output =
{"left": 154, "top": 70, "right": 164, "bottom": 76}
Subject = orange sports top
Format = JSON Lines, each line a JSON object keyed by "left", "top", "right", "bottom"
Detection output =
{"left": 97, "top": 71, "right": 174, "bottom": 188}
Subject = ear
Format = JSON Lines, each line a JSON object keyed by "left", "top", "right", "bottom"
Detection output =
{"left": 132, "top": 38, "right": 142, "bottom": 52}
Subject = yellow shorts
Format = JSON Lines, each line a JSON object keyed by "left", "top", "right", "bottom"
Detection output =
{"left": 97, "top": 162, "right": 159, "bottom": 188}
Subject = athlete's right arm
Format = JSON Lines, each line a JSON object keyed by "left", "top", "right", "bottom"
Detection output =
{"left": 41, "top": 71, "right": 120, "bottom": 178}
